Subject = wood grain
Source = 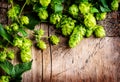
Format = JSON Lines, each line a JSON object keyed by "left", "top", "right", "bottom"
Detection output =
{"left": 41, "top": 24, "right": 51, "bottom": 82}
{"left": 48, "top": 25, "right": 120, "bottom": 82}
{"left": 0, "top": 1, "right": 120, "bottom": 82}
{"left": 22, "top": 24, "right": 43, "bottom": 82}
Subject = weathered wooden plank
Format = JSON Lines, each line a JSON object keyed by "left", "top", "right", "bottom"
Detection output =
{"left": 41, "top": 23, "right": 52, "bottom": 82}
{"left": 22, "top": 46, "right": 42, "bottom": 82}
{"left": 49, "top": 26, "right": 120, "bottom": 82}
{"left": 98, "top": 11, "right": 120, "bottom": 37}
{"left": 0, "top": 1, "right": 8, "bottom": 8}
{"left": 0, "top": 8, "right": 8, "bottom": 25}
{"left": 52, "top": 38, "right": 120, "bottom": 82}
{"left": 0, "top": 1, "right": 8, "bottom": 25}
{"left": 22, "top": 24, "right": 43, "bottom": 82}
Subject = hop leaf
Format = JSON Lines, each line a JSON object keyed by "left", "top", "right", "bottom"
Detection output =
{"left": 50, "top": 0, "right": 64, "bottom": 13}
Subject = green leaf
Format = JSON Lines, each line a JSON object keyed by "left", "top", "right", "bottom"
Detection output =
{"left": 90, "top": 7, "right": 99, "bottom": 13}
{"left": 99, "top": 0, "right": 111, "bottom": 12}
{"left": 100, "top": 5, "right": 111, "bottom": 12}
{"left": 10, "top": 76, "right": 22, "bottom": 82}
{"left": 54, "top": 4, "right": 63, "bottom": 13}
{"left": 52, "top": 0, "right": 64, "bottom": 3}
{"left": 0, "top": 60, "right": 32, "bottom": 78}
{"left": 18, "top": 28, "right": 28, "bottom": 37}
{"left": 0, "top": 60, "right": 14, "bottom": 76}
{"left": 33, "top": 4, "right": 42, "bottom": 12}
{"left": 25, "top": 14, "right": 40, "bottom": 30}
{"left": 100, "top": 0, "right": 108, "bottom": 8}
{"left": 14, "top": 61, "right": 32, "bottom": 77}
{"left": 51, "top": 0, "right": 64, "bottom": 13}
{"left": 0, "top": 24, "right": 12, "bottom": 43}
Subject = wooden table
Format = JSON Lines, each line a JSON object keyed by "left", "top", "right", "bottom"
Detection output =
{"left": 0, "top": 1, "right": 120, "bottom": 82}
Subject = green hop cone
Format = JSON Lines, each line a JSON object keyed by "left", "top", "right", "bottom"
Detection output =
{"left": 35, "top": 29, "right": 44, "bottom": 37}
{"left": 21, "top": 38, "right": 32, "bottom": 50}
{"left": 4, "top": 26, "right": 12, "bottom": 33}
{"left": 61, "top": 25, "right": 74, "bottom": 36}
{"left": 13, "top": 37, "right": 23, "bottom": 47}
{"left": 4, "top": 26, "right": 10, "bottom": 31}
{"left": 50, "top": 13, "right": 62, "bottom": 25}
{"left": 61, "top": 16, "right": 76, "bottom": 36}
{"left": 7, "top": 50, "right": 15, "bottom": 60}
{"left": 79, "top": 2, "right": 91, "bottom": 15}
{"left": 79, "top": 25, "right": 86, "bottom": 36}
{"left": 84, "top": 14, "right": 96, "bottom": 29}
{"left": 0, "top": 51, "right": 7, "bottom": 62}
{"left": 111, "top": 0, "right": 119, "bottom": 11}
{"left": 0, "top": 76, "right": 10, "bottom": 82}
{"left": 96, "top": 12, "right": 107, "bottom": 20}
{"left": 69, "top": 33, "right": 83, "bottom": 48}
{"left": 11, "top": 23, "right": 19, "bottom": 31}
{"left": 20, "top": 16, "right": 29, "bottom": 25}
{"left": 69, "top": 25, "right": 85, "bottom": 48}
{"left": 34, "top": 29, "right": 45, "bottom": 41}
{"left": 55, "top": 22, "right": 61, "bottom": 29}
{"left": 69, "top": 4, "right": 79, "bottom": 18}
{"left": 7, "top": 4, "right": 20, "bottom": 20}
{"left": 38, "top": 8, "right": 48, "bottom": 20}
{"left": 39, "top": 0, "right": 51, "bottom": 7}
{"left": 94, "top": 25, "right": 106, "bottom": 38}
{"left": 37, "top": 40, "right": 47, "bottom": 50}
{"left": 50, "top": 35, "right": 60, "bottom": 45}
{"left": 85, "top": 29, "right": 93, "bottom": 38}
{"left": 37, "top": 29, "right": 44, "bottom": 36}
{"left": 21, "top": 49, "right": 32, "bottom": 63}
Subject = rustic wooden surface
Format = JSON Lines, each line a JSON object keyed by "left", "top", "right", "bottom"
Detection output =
{"left": 0, "top": 1, "right": 120, "bottom": 82}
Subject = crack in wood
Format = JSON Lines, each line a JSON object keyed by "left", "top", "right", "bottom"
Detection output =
{"left": 41, "top": 51, "right": 43, "bottom": 82}
{"left": 48, "top": 25, "right": 53, "bottom": 82}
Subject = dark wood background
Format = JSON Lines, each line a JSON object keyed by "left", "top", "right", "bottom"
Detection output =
{"left": 0, "top": 1, "right": 120, "bottom": 82}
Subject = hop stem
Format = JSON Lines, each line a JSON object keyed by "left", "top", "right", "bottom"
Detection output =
{"left": 19, "top": 1, "right": 27, "bottom": 17}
